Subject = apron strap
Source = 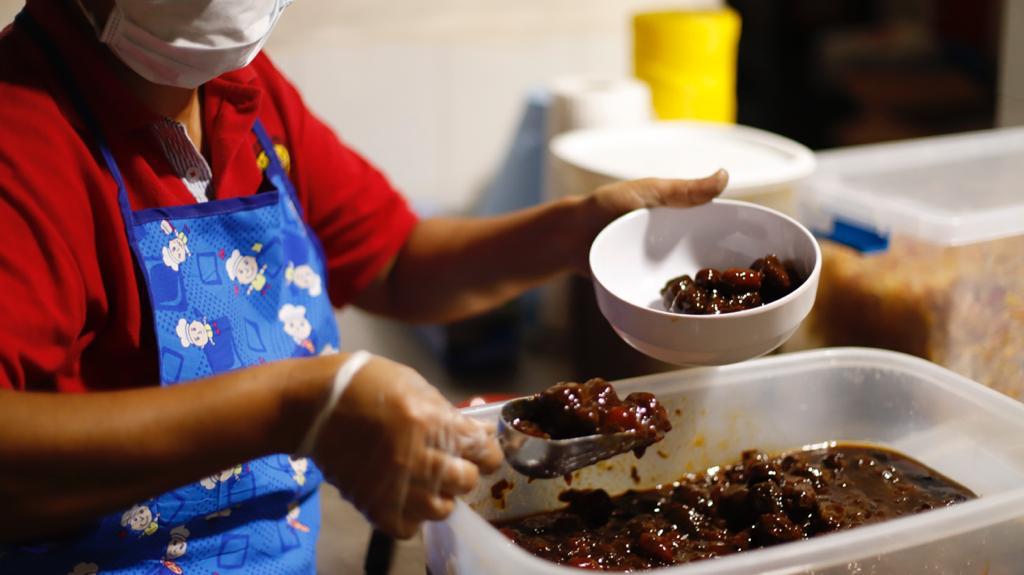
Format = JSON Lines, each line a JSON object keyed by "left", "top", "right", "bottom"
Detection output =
{"left": 251, "top": 119, "right": 305, "bottom": 219}
{"left": 14, "top": 10, "right": 137, "bottom": 242}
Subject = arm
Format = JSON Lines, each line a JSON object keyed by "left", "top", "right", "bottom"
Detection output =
{"left": 0, "top": 355, "right": 335, "bottom": 544}
{"left": 0, "top": 351, "right": 500, "bottom": 543}
{"left": 355, "top": 172, "right": 729, "bottom": 323}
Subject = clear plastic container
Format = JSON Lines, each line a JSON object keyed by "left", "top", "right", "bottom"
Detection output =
{"left": 795, "top": 128, "right": 1024, "bottom": 396}
{"left": 425, "top": 348, "right": 1024, "bottom": 574}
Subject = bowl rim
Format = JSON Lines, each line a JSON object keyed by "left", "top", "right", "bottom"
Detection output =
{"left": 550, "top": 120, "right": 817, "bottom": 193}
{"left": 589, "top": 198, "right": 823, "bottom": 321}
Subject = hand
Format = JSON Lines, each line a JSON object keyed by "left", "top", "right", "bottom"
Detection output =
{"left": 572, "top": 169, "right": 729, "bottom": 272}
{"left": 310, "top": 354, "right": 502, "bottom": 538}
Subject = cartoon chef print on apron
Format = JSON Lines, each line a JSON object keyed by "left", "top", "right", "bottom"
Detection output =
{"left": 5, "top": 11, "right": 339, "bottom": 575}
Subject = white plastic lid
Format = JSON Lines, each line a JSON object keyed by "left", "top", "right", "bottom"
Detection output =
{"left": 550, "top": 120, "right": 816, "bottom": 197}
{"left": 800, "top": 127, "right": 1024, "bottom": 247}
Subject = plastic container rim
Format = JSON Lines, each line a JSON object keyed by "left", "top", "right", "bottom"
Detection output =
{"left": 452, "top": 347, "right": 1024, "bottom": 574}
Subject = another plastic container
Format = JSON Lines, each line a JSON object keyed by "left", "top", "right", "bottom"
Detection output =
{"left": 796, "top": 128, "right": 1024, "bottom": 397}
{"left": 425, "top": 348, "right": 1024, "bottom": 574}
{"left": 549, "top": 121, "right": 816, "bottom": 216}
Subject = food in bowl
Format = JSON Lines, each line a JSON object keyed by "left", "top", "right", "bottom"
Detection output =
{"left": 661, "top": 254, "right": 803, "bottom": 315}
{"left": 495, "top": 443, "right": 974, "bottom": 571}
{"left": 589, "top": 202, "right": 821, "bottom": 365}
{"left": 509, "top": 379, "right": 672, "bottom": 457}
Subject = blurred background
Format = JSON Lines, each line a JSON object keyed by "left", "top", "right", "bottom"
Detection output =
{"left": 0, "top": 1, "right": 1019, "bottom": 572}
{"left": 0, "top": 0, "right": 1015, "bottom": 420}
{"left": 0, "top": 0, "right": 1004, "bottom": 224}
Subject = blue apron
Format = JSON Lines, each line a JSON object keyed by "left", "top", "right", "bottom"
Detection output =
{"left": 7, "top": 12, "right": 339, "bottom": 575}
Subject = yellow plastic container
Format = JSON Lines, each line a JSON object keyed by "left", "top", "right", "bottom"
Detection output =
{"left": 633, "top": 9, "right": 741, "bottom": 122}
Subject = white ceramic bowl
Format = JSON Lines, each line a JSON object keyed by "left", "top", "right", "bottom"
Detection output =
{"left": 589, "top": 199, "right": 821, "bottom": 365}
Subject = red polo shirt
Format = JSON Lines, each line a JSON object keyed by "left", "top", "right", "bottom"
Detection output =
{"left": 0, "top": 1, "right": 418, "bottom": 392}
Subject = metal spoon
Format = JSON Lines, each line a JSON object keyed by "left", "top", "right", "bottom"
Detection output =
{"left": 497, "top": 397, "right": 650, "bottom": 479}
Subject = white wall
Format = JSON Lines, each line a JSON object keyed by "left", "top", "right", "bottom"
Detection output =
{"left": 0, "top": 0, "right": 718, "bottom": 212}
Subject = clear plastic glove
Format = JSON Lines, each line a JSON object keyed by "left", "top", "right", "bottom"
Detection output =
{"left": 309, "top": 354, "right": 501, "bottom": 538}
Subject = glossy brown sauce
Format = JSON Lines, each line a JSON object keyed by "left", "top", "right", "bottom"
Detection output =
{"left": 491, "top": 479, "right": 513, "bottom": 501}
{"left": 495, "top": 444, "right": 975, "bottom": 571}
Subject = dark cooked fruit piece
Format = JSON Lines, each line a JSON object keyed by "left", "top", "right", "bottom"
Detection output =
{"left": 721, "top": 268, "right": 763, "bottom": 292}
{"left": 782, "top": 481, "right": 818, "bottom": 520}
{"left": 714, "top": 484, "right": 752, "bottom": 529}
{"left": 566, "top": 556, "right": 600, "bottom": 569}
{"left": 637, "top": 531, "right": 675, "bottom": 563}
{"left": 706, "top": 293, "right": 732, "bottom": 314}
{"left": 749, "top": 481, "right": 786, "bottom": 516}
{"left": 741, "top": 449, "right": 769, "bottom": 467}
{"left": 746, "top": 460, "right": 781, "bottom": 484}
{"left": 693, "top": 268, "right": 723, "bottom": 289}
{"left": 813, "top": 498, "right": 845, "bottom": 531}
{"left": 679, "top": 284, "right": 710, "bottom": 314}
{"left": 604, "top": 406, "right": 634, "bottom": 431}
{"left": 660, "top": 274, "right": 695, "bottom": 311}
{"left": 529, "top": 382, "right": 601, "bottom": 438}
{"left": 510, "top": 418, "right": 548, "bottom": 438}
{"left": 623, "top": 392, "right": 672, "bottom": 434}
{"left": 755, "top": 513, "right": 804, "bottom": 544}
{"left": 672, "top": 483, "right": 711, "bottom": 509}
{"left": 664, "top": 502, "right": 712, "bottom": 537}
{"left": 751, "top": 254, "right": 792, "bottom": 300}
{"left": 559, "top": 489, "right": 614, "bottom": 527}
{"left": 822, "top": 450, "right": 845, "bottom": 470}
{"left": 730, "top": 291, "right": 762, "bottom": 309}
{"left": 671, "top": 279, "right": 702, "bottom": 313}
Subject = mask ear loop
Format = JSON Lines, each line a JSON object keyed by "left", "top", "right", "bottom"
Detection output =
{"left": 73, "top": 0, "right": 102, "bottom": 35}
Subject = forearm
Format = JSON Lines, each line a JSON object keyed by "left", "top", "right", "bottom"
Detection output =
{"left": 360, "top": 195, "right": 597, "bottom": 323}
{"left": 355, "top": 173, "right": 727, "bottom": 323}
{"left": 0, "top": 355, "right": 337, "bottom": 543}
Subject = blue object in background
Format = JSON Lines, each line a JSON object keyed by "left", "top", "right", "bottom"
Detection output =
{"left": 476, "top": 89, "right": 550, "bottom": 216}
{"left": 413, "top": 89, "right": 552, "bottom": 376}
{"left": 817, "top": 217, "right": 890, "bottom": 254}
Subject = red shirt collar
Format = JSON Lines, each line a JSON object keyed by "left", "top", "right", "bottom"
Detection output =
{"left": 23, "top": 0, "right": 262, "bottom": 138}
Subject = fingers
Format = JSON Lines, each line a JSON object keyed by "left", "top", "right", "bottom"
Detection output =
{"left": 450, "top": 417, "right": 503, "bottom": 474}
{"left": 321, "top": 356, "right": 506, "bottom": 540}
{"left": 363, "top": 486, "right": 457, "bottom": 539}
{"left": 411, "top": 449, "right": 479, "bottom": 496}
{"left": 405, "top": 488, "right": 457, "bottom": 521}
{"left": 462, "top": 432, "right": 503, "bottom": 475}
{"left": 645, "top": 168, "right": 728, "bottom": 207}
{"left": 590, "top": 168, "right": 729, "bottom": 225}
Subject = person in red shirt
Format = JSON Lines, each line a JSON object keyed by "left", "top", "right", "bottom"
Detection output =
{"left": 0, "top": 0, "right": 727, "bottom": 570}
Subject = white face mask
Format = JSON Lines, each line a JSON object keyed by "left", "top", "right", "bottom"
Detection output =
{"left": 91, "top": 0, "right": 293, "bottom": 89}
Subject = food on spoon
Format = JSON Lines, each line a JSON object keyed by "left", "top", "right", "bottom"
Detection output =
{"left": 661, "top": 254, "right": 803, "bottom": 315}
{"left": 509, "top": 378, "right": 672, "bottom": 457}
